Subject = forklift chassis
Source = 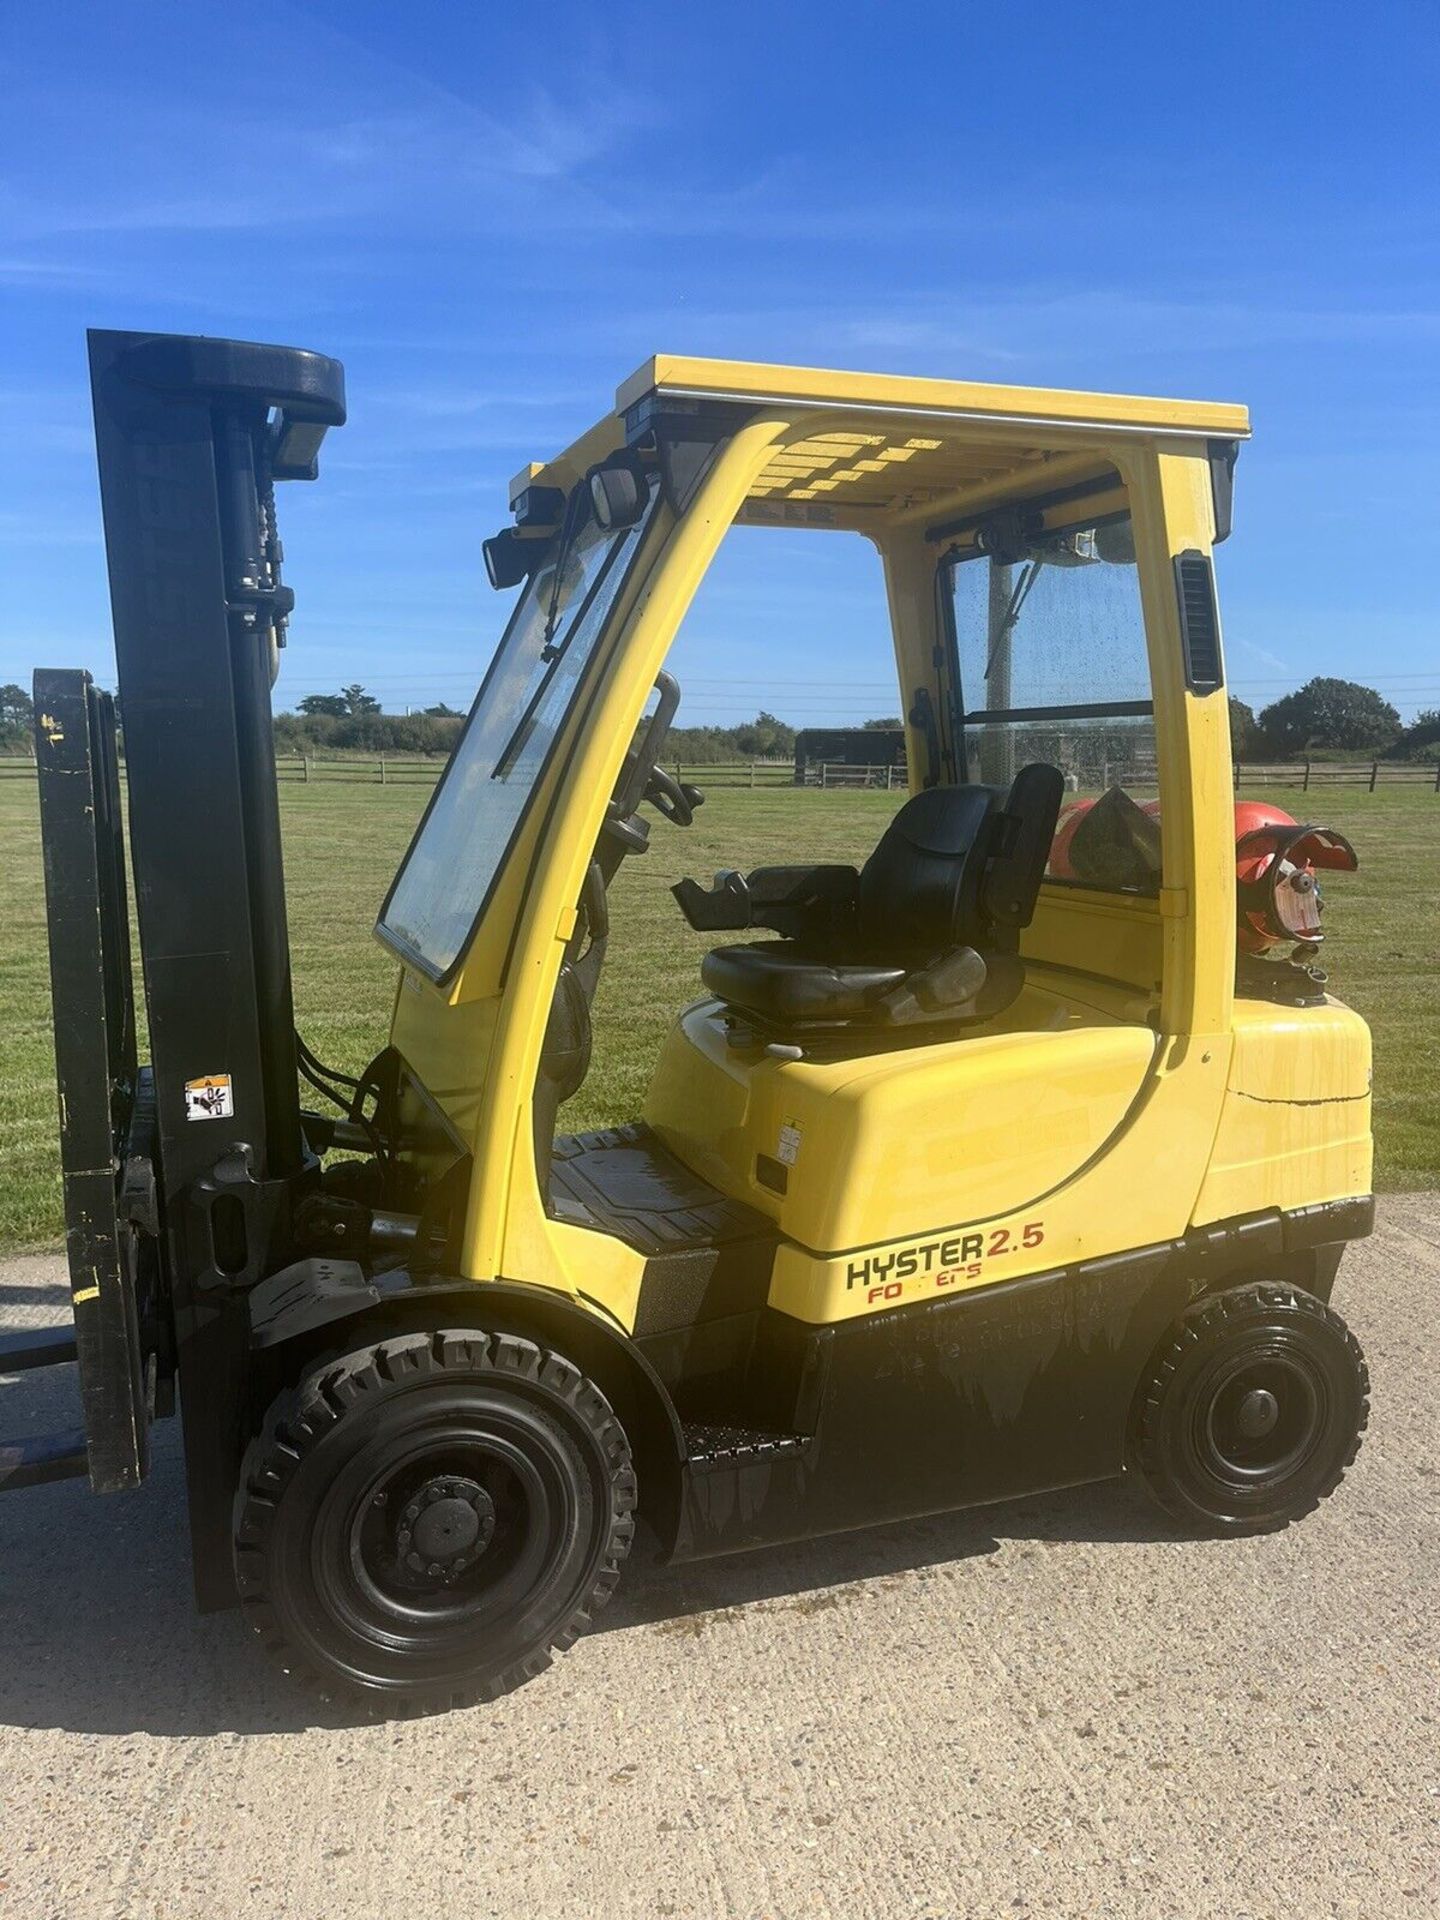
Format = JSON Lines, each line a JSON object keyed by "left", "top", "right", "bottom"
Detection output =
{"left": 2, "top": 332, "right": 1374, "bottom": 1713}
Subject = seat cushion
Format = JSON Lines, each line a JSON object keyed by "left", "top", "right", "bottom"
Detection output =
{"left": 700, "top": 941, "right": 906, "bottom": 1024}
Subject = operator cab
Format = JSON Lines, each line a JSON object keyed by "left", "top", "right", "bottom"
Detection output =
{"left": 375, "top": 356, "right": 1251, "bottom": 1317}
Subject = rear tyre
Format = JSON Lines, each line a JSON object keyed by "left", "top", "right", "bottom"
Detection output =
{"left": 234, "top": 1329, "right": 636, "bottom": 1715}
{"left": 1133, "top": 1283, "right": 1368, "bottom": 1535}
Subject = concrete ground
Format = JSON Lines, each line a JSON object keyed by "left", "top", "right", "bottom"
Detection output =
{"left": 0, "top": 1200, "right": 1437, "bottom": 1920}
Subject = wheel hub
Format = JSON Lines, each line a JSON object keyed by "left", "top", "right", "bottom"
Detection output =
{"left": 1234, "top": 1387, "right": 1280, "bottom": 1439}
{"left": 393, "top": 1476, "right": 496, "bottom": 1582}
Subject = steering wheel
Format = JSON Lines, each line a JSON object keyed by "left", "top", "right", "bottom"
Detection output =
{"left": 644, "top": 763, "right": 705, "bottom": 827}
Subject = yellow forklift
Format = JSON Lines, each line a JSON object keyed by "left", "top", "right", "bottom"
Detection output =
{"left": 5, "top": 334, "right": 1372, "bottom": 1715}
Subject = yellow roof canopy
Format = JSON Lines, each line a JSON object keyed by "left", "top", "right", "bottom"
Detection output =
{"left": 513, "top": 355, "right": 1250, "bottom": 532}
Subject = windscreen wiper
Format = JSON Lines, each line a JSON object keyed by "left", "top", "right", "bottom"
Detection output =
{"left": 984, "top": 557, "right": 1043, "bottom": 679}
{"left": 539, "top": 485, "right": 589, "bottom": 655}
{"left": 490, "top": 523, "right": 630, "bottom": 783}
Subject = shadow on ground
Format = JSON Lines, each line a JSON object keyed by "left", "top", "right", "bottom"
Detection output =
{"left": 0, "top": 1357, "right": 1177, "bottom": 1741}
{"left": 0, "top": 1280, "right": 70, "bottom": 1307}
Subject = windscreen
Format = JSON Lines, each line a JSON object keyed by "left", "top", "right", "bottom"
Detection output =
{"left": 379, "top": 480, "right": 659, "bottom": 977}
{"left": 944, "top": 514, "right": 1162, "bottom": 893}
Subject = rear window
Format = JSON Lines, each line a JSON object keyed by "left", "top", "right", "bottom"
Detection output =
{"left": 943, "top": 514, "right": 1162, "bottom": 893}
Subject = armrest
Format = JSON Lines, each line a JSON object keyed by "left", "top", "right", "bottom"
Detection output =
{"left": 672, "top": 865, "right": 859, "bottom": 938}
{"left": 672, "top": 870, "right": 752, "bottom": 932}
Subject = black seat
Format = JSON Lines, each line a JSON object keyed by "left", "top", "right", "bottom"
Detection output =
{"left": 701, "top": 942, "right": 912, "bottom": 1024}
{"left": 683, "top": 767, "right": 1064, "bottom": 1034}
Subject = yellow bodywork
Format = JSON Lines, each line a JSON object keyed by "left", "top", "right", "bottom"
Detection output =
{"left": 1194, "top": 998, "right": 1373, "bottom": 1224}
{"left": 383, "top": 355, "right": 1370, "bottom": 1338}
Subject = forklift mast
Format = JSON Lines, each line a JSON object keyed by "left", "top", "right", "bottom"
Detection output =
{"left": 10, "top": 335, "right": 343, "bottom": 1558}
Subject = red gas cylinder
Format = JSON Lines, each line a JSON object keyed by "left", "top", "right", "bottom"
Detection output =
{"left": 1048, "top": 797, "right": 1095, "bottom": 879}
{"left": 1233, "top": 802, "right": 1357, "bottom": 952}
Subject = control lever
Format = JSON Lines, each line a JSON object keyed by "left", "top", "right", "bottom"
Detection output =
{"left": 600, "top": 805, "right": 650, "bottom": 855}
{"left": 644, "top": 764, "right": 705, "bottom": 826}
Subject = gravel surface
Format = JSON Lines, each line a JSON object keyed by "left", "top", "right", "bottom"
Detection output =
{"left": 1, "top": 1197, "right": 1437, "bottom": 1920}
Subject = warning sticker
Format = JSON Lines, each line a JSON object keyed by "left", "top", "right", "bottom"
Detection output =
{"left": 185, "top": 1074, "right": 234, "bottom": 1121}
{"left": 777, "top": 1120, "right": 803, "bottom": 1167}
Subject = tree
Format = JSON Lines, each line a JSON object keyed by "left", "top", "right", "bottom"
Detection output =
{"left": 1396, "top": 708, "right": 1440, "bottom": 762}
{"left": 274, "top": 709, "right": 465, "bottom": 754}
{"left": 298, "top": 693, "right": 348, "bottom": 718}
{"left": 862, "top": 715, "right": 903, "bottom": 730}
{"left": 341, "top": 683, "right": 380, "bottom": 716}
{"left": 425, "top": 702, "right": 463, "bottom": 717}
{"left": 1227, "top": 697, "right": 1262, "bottom": 758}
{"left": 1257, "top": 677, "right": 1400, "bottom": 756}
{"left": 0, "top": 682, "right": 33, "bottom": 725}
{"left": 732, "top": 710, "right": 796, "bottom": 758}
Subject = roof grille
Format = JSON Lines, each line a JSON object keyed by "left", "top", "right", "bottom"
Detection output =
{"left": 1173, "top": 550, "right": 1224, "bottom": 694}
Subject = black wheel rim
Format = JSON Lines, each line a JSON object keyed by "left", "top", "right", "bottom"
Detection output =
{"left": 291, "top": 1388, "right": 599, "bottom": 1689}
{"left": 1192, "top": 1347, "right": 1327, "bottom": 1489}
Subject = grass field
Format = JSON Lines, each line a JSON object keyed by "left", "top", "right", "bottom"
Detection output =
{"left": 1, "top": 778, "right": 1435, "bottom": 1253}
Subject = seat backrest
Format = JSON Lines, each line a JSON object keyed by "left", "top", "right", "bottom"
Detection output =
{"left": 856, "top": 765, "right": 1066, "bottom": 957}
{"left": 856, "top": 784, "right": 1001, "bottom": 955}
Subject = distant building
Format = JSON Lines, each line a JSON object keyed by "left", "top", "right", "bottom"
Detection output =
{"left": 794, "top": 727, "right": 907, "bottom": 786}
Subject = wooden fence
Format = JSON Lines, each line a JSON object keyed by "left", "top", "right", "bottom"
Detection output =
{"left": 4, "top": 752, "right": 1437, "bottom": 793}
{"left": 274, "top": 754, "right": 444, "bottom": 785}
{"left": 1233, "top": 760, "right": 1440, "bottom": 792}
{"left": 667, "top": 759, "right": 795, "bottom": 789}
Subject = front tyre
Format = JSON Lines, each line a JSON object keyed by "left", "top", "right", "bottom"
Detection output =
{"left": 234, "top": 1330, "right": 636, "bottom": 1715}
{"left": 1133, "top": 1283, "right": 1368, "bottom": 1535}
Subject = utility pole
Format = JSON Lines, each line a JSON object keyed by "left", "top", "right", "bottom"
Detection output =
{"left": 984, "top": 560, "right": 1015, "bottom": 786}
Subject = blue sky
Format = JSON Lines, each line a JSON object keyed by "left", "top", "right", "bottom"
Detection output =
{"left": 3, "top": 0, "right": 1438, "bottom": 726}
